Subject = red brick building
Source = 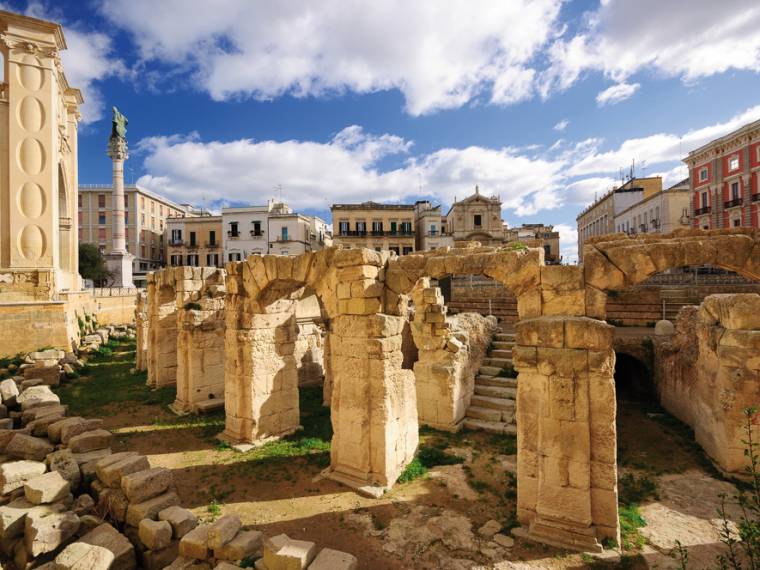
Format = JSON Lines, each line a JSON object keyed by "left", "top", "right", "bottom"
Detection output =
{"left": 685, "top": 119, "right": 760, "bottom": 229}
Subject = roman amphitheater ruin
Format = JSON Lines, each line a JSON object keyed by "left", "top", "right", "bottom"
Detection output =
{"left": 136, "top": 228, "right": 760, "bottom": 554}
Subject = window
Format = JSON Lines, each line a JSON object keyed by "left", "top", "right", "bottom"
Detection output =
{"left": 356, "top": 221, "right": 366, "bottom": 234}
{"left": 124, "top": 211, "right": 129, "bottom": 224}
{"left": 429, "top": 224, "right": 437, "bottom": 235}
{"left": 702, "top": 191, "right": 708, "bottom": 208}
{"left": 402, "top": 246, "right": 413, "bottom": 255}
{"left": 281, "top": 227, "right": 288, "bottom": 241}
{"left": 170, "top": 255, "right": 182, "bottom": 266}
{"left": 98, "top": 194, "right": 106, "bottom": 208}
{"left": 98, "top": 213, "right": 106, "bottom": 225}
{"left": 339, "top": 221, "right": 349, "bottom": 235}
{"left": 140, "top": 197, "right": 145, "bottom": 210}
{"left": 189, "top": 231, "right": 197, "bottom": 247}
{"left": 729, "top": 156, "right": 739, "bottom": 171}
{"left": 731, "top": 181, "right": 740, "bottom": 200}
{"left": 141, "top": 213, "right": 145, "bottom": 224}
{"left": 390, "top": 221, "right": 397, "bottom": 234}
{"left": 252, "top": 221, "right": 262, "bottom": 236}
{"left": 151, "top": 246, "right": 155, "bottom": 259}
{"left": 141, "top": 246, "right": 146, "bottom": 258}
{"left": 151, "top": 202, "right": 155, "bottom": 213}
{"left": 209, "top": 230, "right": 216, "bottom": 245}
{"left": 206, "top": 253, "right": 219, "bottom": 267}
{"left": 372, "top": 221, "right": 383, "bottom": 234}
{"left": 171, "top": 229, "right": 182, "bottom": 243}
{"left": 699, "top": 167, "right": 708, "bottom": 182}
{"left": 160, "top": 205, "right": 164, "bottom": 216}
{"left": 228, "top": 253, "right": 242, "bottom": 262}
{"left": 186, "top": 254, "right": 199, "bottom": 266}
{"left": 401, "top": 220, "right": 412, "bottom": 234}
{"left": 124, "top": 195, "right": 129, "bottom": 208}
{"left": 733, "top": 219, "right": 741, "bottom": 227}
{"left": 229, "top": 222, "right": 239, "bottom": 238}
{"left": 98, "top": 228, "right": 106, "bottom": 241}
{"left": 389, "top": 246, "right": 400, "bottom": 255}
{"left": 139, "top": 262, "right": 148, "bottom": 271}
{"left": 474, "top": 214, "right": 482, "bottom": 227}
{"left": 78, "top": 195, "right": 82, "bottom": 208}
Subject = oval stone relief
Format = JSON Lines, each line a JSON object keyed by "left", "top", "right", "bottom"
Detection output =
{"left": 17, "top": 182, "right": 45, "bottom": 219}
{"left": 17, "top": 96, "right": 45, "bottom": 133}
{"left": 17, "top": 224, "right": 46, "bottom": 261}
{"left": 16, "top": 54, "right": 44, "bottom": 92}
{"left": 18, "top": 138, "right": 45, "bottom": 175}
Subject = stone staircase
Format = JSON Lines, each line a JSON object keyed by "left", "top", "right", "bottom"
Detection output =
{"left": 463, "top": 330, "right": 517, "bottom": 435}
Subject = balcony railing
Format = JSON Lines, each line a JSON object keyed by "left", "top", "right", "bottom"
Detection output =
{"left": 695, "top": 206, "right": 711, "bottom": 216}
{"left": 168, "top": 238, "right": 184, "bottom": 246}
{"left": 337, "top": 230, "right": 414, "bottom": 237}
{"left": 204, "top": 242, "right": 219, "bottom": 248}
{"left": 249, "top": 231, "right": 265, "bottom": 238}
{"left": 227, "top": 231, "right": 240, "bottom": 239}
{"left": 724, "top": 198, "right": 743, "bottom": 209}
{"left": 752, "top": 193, "right": 760, "bottom": 203}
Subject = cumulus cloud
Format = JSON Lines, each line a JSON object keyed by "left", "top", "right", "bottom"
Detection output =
{"left": 99, "top": 0, "right": 563, "bottom": 115}
{"left": 553, "top": 119, "right": 569, "bottom": 131}
{"left": 595, "top": 82, "right": 639, "bottom": 106}
{"left": 553, "top": 223, "right": 578, "bottom": 263}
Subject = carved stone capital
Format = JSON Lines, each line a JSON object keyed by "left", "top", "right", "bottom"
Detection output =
{"left": 0, "top": 33, "right": 58, "bottom": 60}
{"left": 107, "top": 136, "right": 129, "bottom": 161}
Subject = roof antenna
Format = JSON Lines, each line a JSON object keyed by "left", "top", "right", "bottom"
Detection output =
{"left": 274, "top": 184, "right": 283, "bottom": 202}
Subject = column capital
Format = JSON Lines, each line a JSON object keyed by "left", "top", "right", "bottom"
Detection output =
{"left": 107, "top": 136, "right": 129, "bottom": 161}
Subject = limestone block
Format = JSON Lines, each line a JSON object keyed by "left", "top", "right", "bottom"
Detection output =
{"left": 72, "top": 494, "right": 95, "bottom": 516}
{"left": 72, "top": 448, "right": 112, "bottom": 466}
{"left": 21, "top": 404, "right": 67, "bottom": 425}
{"left": 0, "top": 379, "right": 19, "bottom": 405}
{"left": 165, "top": 556, "right": 211, "bottom": 569}
{"left": 334, "top": 248, "right": 383, "bottom": 268}
{"left": 0, "top": 460, "right": 46, "bottom": 494}
{"left": 582, "top": 248, "right": 627, "bottom": 291}
{"left": 263, "top": 534, "right": 316, "bottom": 570}
{"left": 564, "top": 317, "right": 614, "bottom": 350}
{"left": 207, "top": 514, "right": 241, "bottom": 550}
{"left": 24, "top": 510, "right": 80, "bottom": 556}
{"left": 93, "top": 451, "right": 138, "bottom": 474}
{"left": 179, "top": 523, "right": 209, "bottom": 559}
{"left": 55, "top": 542, "right": 115, "bottom": 570}
{"left": 79, "top": 522, "right": 137, "bottom": 570}
{"left": 516, "top": 318, "right": 564, "bottom": 348}
{"left": 23, "top": 365, "right": 60, "bottom": 386}
{"left": 158, "top": 506, "right": 198, "bottom": 539}
{"left": 214, "top": 529, "right": 262, "bottom": 561}
{"left": 121, "top": 467, "right": 172, "bottom": 503}
{"left": 0, "top": 497, "right": 40, "bottom": 538}
{"left": 654, "top": 320, "right": 675, "bottom": 336}
{"left": 68, "top": 429, "right": 113, "bottom": 453}
{"left": 97, "top": 455, "right": 150, "bottom": 488}
{"left": 700, "top": 294, "right": 760, "bottom": 330}
{"left": 24, "top": 471, "right": 70, "bottom": 504}
{"left": 139, "top": 518, "right": 173, "bottom": 551}
{"left": 5, "top": 433, "right": 54, "bottom": 461}
{"left": 125, "top": 492, "right": 180, "bottom": 527}
{"left": 48, "top": 417, "right": 83, "bottom": 443}
{"left": 308, "top": 548, "right": 358, "bottom": 570}
{"left": 214, "top": 563, "right": 243, "bottom": 570}
{"left": 141, "top": 541, "right": 179, "bottom": 570}
{"left": 96, "top": 487, "right": 129, "bottom": 524}
{"left": 45, "top": 449, "right": 81, "bottom": 493}
{"left": 16, "top": 385, "right": 60, "bottom": 410}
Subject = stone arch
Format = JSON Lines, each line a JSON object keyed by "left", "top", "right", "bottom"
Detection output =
{"left": 614, "top": 351, "right": 655, "bottom": 402}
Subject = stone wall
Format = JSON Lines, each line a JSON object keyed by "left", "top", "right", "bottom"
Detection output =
{"left": 146, "top": 271, "right": 181, "bottom": 389}
{"left": 655, "top": 294, "right": 760, "bottom": 478}
{"left": 134, "top": 292, "right": 148, "bottom": 372}
{"left": 410, "top": 280, "right": 496, "bottom": 431}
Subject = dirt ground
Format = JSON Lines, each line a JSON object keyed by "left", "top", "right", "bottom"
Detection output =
{"left": 58, "top": 343, "right": 748, "bottom": 569}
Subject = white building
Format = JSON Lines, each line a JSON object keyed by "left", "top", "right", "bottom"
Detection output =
{"left": 223, "top": 200, "right": 331, "bottom": 261}
{"left": 614, "top": 179, "right": 691, "bottom": 236}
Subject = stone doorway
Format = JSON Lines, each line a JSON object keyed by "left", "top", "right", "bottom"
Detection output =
{"left": 614, "top": 352, "right": 656, "bottom": 402}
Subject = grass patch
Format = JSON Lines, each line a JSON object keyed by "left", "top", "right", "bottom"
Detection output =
{"left": 618, "top": 472, "right": 659, "bottom": 505}
{"left": 619, "top": 504, "right": 647, "bottom": 551}
{"left": 398, "top": 457, "right": 427, "bottom": 483}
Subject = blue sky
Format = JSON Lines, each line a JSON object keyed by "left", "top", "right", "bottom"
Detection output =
{"left": 5, "top": 0, "right": 760, "bottom": 261}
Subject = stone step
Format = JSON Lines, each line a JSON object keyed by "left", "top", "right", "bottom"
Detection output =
{"left": 492, "top": 341, "right": 514, "bottom": 350}
{"left": 463, "top": 419, "right": 517, "bottom": 435}
{"left": 470, "top": 394, "right": 515, "bottom": 412}
{"left": 478, "top": 365, "right": 502, "bottom": 377}
{"left": 465, "top": 406, "right": 502, "bottom": 422}
{"left": 491, "top": 349, "right": 512, "bottom": 359}
{"left": 476, "top": 376, "right": 517, "bottom": 388}
{"left": 494, "top": 334, "right": 515, "bottom": 341}
{"left": 475, "top": 385, "right": 517, "bottom": 399}
{"left": 194, "top": 399, "right": 225, "bottom": 413}
{"left": 483, "top": 357, "right": 511, "bottom": 368}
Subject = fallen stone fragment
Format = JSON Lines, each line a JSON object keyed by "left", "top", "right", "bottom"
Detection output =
{"left": 55, "top": 541, "right": 115, "bottom": 570}
{"left": 48, "top": 417, "right": 84, "bottom": 443}
{"left": 72, "top": 448, "right": 112, "bottom": 465}
{"left": 139, "top": 518, "right": 172, "bottom": 551}
{"left": 68, "top": 429, "right": 112, "bottom": 453}
{"left": 165, "top": 556, "right": 211, "bottom": 569}
{"left": 121, "top": 467, "right": 172, "bottom": 503}
{"left": 27, "top": 412, "right": 65, "bottom": 437}
{"left": 493, "top": 533, "right": 514, "bottom": 548}
{"left": 214, "top": 563, "right": 243, "bottom": 570}
{"left": 79, "top": 522, "right": 137, "bottom": 570}
{"left": 478, "top": 519, "right": 502, "bottom": 538}
{"left": 72, "top": 494, "right": 95, "bottom": 516}
{"left": 263, "top": 534, "right": 316, "bottom": 570}
{"left": 309, "top": 548, "right": 358, "bottom": 570}
{"left": 46, "top": 448, "right": 81, "bottom": 491}
{"left": 24, "top": 509, "right": 80, "bottom": 556}
{"left": 96, "top": 487, "right": 129, "bottom": 523}
{"left": 60, "top": 418, "right": 104, "bottom": 445}
{"left": 215, "top": 529, "right": 262, "bottom": 561}
{"left": 158, "top": 505, "right": 198, "bottom": 538}
{"left": 98, "top": 454, "right": 150, "bottom": 488}
{"left": 16, "top": 385, "right": 60, "bottom": 410}
{"left": 141, "top": 541, "right": 179, "bottom": 570}
{"left": 23, "top": 365, "right": 60, "bottom": 386}
{"left": 0, "top": 418, "right": 13, "bottom": 430}
{"left": 0, "top": 378, "right": 19, "bottom": 405}
{"left": 207, "top": 514, "right": 241, "bottom": 550}
{"left": 24, "top": 470, "right": 70, "bottom": 504}
{"left": 0, "top": 497, "right": 37, "bottom": 538}
{"left": 125, "top": 491, "right": 180, "bottom": 527}
{"left": 0, "top": 459, "right": 46, "bottom": 493}
{"left": 179, "top": 523, "right": 209, "bottom": 559}
{"left": 21, "top": 404, "right": 67, "bottom": 424}
{"left": 5, "top": 433, "right": 54, "bottom": 461}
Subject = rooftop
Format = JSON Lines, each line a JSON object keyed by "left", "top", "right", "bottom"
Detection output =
{"left": 332, "top": 201, "right": 415, "bottom": 211}
{"left": 78, "top": 184, "right": 186, "bottom": 211}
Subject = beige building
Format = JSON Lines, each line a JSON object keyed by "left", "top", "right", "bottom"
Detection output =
{"left": 506, "top": 224, "right": 561, "bottom": 264}
{"left": 414, "top": 201, "right": 454, "bottom": 251}
{"left": 166, "top": 214, "right": 223, "bottom": 268}
{"left": 268, "top": 208, "right": 331, "bottom": 256}
{"left": 614, "top": 178, "right": 691, "bottom": 236}
{"left": 446, "top": 186, "right": 505, "bottom": 245}
{"left": 78, "top": 185, "right": 186, "bottom": 287}
{"left": 331, "top": 202, "right": 416, "bottom": 255}
{"left": 576, "top": 177, "right": 663, "bottom": 261}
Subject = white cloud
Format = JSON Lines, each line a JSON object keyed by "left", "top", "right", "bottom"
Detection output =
{"left": 543, "top": 0, "right": 760, "bottom": 97}
{"left": 100, "top": 0, "right": 562, "bottom": 115}
{"left": 595, "top": 82, "right": 639, "bottom": 106}
{"left": 553, "top": 119, "right": 569, "bottom": 131}
{"left": 553, "top": 223, "right": 578, "bottom": 264}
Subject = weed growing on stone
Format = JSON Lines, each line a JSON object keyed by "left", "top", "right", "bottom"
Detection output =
{"left": 619, "top": 504, "right": 647, "bottom": 551}
{"left": 398, "top": 457, "right": 427, "bottom": 483}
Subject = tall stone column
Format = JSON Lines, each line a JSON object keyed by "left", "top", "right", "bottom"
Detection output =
{"left": 105, "top": 108, "right": 134, "bottom": 288}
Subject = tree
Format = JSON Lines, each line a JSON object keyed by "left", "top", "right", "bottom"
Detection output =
{"left": 79, "top": 243, "right": 112, "bottom": 286}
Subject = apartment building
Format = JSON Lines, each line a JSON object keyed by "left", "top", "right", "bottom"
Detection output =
{"left": 614, "top": 178, "right": 691, "bottom": 236}
{"left": 166, "top": 214, "right": 223, "bottom": 267}
{"left": 505, "top": 224, "right": 561, "bottom": 264}
{"left": 685, "top": 118, "right": 760, "bottom": 229}
{"left": 414, "top": 201, "right": 454, "bottom": 251}
{"left": 576, "top": 177, "right": 662, "bottom": 262}
{"left": 78, "top": 184, "right": 187, "bottom": 287}
{"left": 268, "top": 209, "right": 331, "bottom": 256}
{"left": 331, "top": 202, "right": 416, "bottom": 255}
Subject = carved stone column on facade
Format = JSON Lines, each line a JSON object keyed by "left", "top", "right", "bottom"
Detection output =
{"left": 134, "top": 290, "right": 148, "bottom": 371}
{"left": 146, "top": 270, "right": 179, "bottom": 388}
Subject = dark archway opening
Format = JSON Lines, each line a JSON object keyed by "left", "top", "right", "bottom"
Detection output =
{"left": 614, "top": 353, "right": 656, "bottom": 402}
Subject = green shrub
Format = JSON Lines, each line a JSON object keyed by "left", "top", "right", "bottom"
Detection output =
{"left": 65, "top": 371, "right": 80, "bottom": 380}
{"left": 94, "top": 346, "right": 113, "bottom": 359}
{"left": 619, "top": 504, "right": 646, "bottom": 551}
{"left": 397, "top": 457, "right": 427, "bottom": 483}
{"left": 618, "top": 473, "right": 658, "bottom": 505}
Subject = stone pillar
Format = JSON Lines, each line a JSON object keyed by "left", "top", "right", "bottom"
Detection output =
{"left": 172, "top": 267, "right": 226, "bottom": 414}
{"left": 513, "top": 316, "right": 618, "bottom": 551}
{"left": 105, "top": 134, "right": 134, "bottom": 287}
{"left": 146, "top": 270, "right": 179, "bottom": 388}
{"left": 326, "top": 313, "right": 418, "bottom": 497}
{"left": 134, "top": 291, "right": 148, "bottom": 372}
{"left": 221, "top": 299, "right": 300, "bottom": 446}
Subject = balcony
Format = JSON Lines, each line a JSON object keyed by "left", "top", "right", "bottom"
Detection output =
{"left": 695, "top": 206, "right": 711, "bottom": 216}
{"left": 204, "top": 242, "right": 219, "bottom": 248}
{"left": 168, "top": 238, "right": 185, "bottom": 246}
{"left": 249, "top": 231, "right": 265, "bottom": 238}
{"left": 753, "top": 193, "right": 760, "bottom": 203}
{"left": 724, "top": 198, "right": 743, "bottom": 209}
{"left": 338, "top": 230, "right": 414, "bottom": 237}
{"left": 227, "top": 231, "right": 240, "bottom": 239}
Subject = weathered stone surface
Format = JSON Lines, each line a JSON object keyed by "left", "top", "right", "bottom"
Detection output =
{"left": 141, "top": 541, "right": 179, "bottom": 570}
{"left": 308, "top": 547, "right": 358, "bottom": 570}
{"left": 121, "top": 467, "right": 172, "bottom": 503}
{"left": 263, "top": 534, "right": 316, "bottom": 570}
{"left": 96, "top": 487, "right": 129, "bottom": 523}
{"left": 79, "top": 522, "right": 137, "bottom": 570}
{"left": 207, "top": 514, "right": 241, "bottom": 550}
{"left": 125, "top": 492, "right": 180, "bottom": 527}
{"left": 158, "top": 505, "right": 198, "bottom": 539}
{"left": 46, "top": 448, "right": 81, "bottom": 491}
{"left": 139, "top": 518, "right": 172, "bottom": 551}
{"left": 97, "top": 454, "right": 149, "bottom": 488}
{"left": 5, "top": 433, "right": 54, "bottom": 461}
{"left": 23, "top": 365, "right": 60, "bottom": 386}
{"left": 68, "top": 429, "right": 112, "bottom": 453}
{"left": 24, "top": 470, "right": 70, "bottom": 504}
{"left": 178, "top": 523, "right": 209, "bottom": 559}
{"left": 477, "top": 519, "right": 502, "bottom": 538}
{"left": 16, "top": 385, "right": 60, "bottom": 410}
{"left": 0, "top": 379, "right": 19, "bottom": 404}
{"left": 214, "top": 529, "right": 262, "bottom": 561}
{"left": 0, "top": 459, "right": 46, "bottom": 493}
{"left": 55, "top": 542, "right": 115, "bottom": 570}
{"left": 72, "top": 448, "right": 112, "bottom": 466}
{"left": 24, "top": 509, "right": 79, "bottom": 556}
{"left": 60, "top": 418, "right": 104, "bottom": 445}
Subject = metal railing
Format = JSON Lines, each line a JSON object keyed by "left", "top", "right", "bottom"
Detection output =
{"left": 724, "top": 198, "right": 743, "bottom": 209}
{"left": 695, "top": 206, "right": 711, "bottom": 215}
{"left": 337, "top": 230, "right": 414, "bottom": 237}
{"left": 753, "top": 193, "right": 760, "bottom": 202}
